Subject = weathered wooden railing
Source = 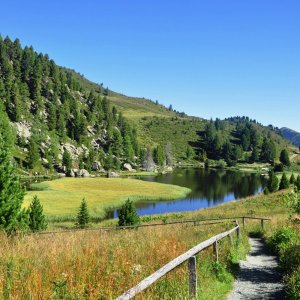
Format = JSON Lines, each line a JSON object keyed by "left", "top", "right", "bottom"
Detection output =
{"left": 116, "top": 217, "right": 271, "bottom": 300}
{"left": 29, "top": 216, "right": 271, "bottom": 236}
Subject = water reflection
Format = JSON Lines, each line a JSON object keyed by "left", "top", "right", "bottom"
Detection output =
{"left": 111, "top": 168, "right": 266, "bottom": 217}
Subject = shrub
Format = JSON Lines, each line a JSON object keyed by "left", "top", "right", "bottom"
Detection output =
{"left": 268, "top": 227, "right": 297, "bottom": 254}
{"left": 118, "top": 199, "right": 140, "bottom": 227}
{"left": 281, "top": 244, "right": 300, "bottom": 272}
{"left": 287, "top": 267, "right": 300, "bottom": 300}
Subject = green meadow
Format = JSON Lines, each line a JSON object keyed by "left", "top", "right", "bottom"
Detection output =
{"left": 24, "top": 177, "right": 191, "bottom": 220}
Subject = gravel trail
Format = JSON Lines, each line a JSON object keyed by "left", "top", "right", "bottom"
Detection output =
{"left": 228, "top": 238, "right": 285, "bottom": 300}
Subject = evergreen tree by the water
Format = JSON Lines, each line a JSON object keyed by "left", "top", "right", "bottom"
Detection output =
{"left": 118, "top": 199, "right": 140, "bottom": 226}
{"left": 268, "top": 170, "right": 279, "bottom": 193}
{"left": 28, "top": 195, "right": 47, "bottom": 232}
{"left": 76, "top": 198, "right": 90, "bottom": 229}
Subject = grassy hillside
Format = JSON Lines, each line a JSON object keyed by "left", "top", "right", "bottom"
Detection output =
{"left": 0, "top": 35, "right": 297, "bottom": 172}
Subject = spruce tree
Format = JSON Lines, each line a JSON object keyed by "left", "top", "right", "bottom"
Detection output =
{"left": 279, "top": 173, "right": 289, "bottom": 190}
{"left": 76, "top": 198, "right": 89, "bottom": 228}
{"left": 28, "top": 135, "right": 40, "bottom": 169}
{"left": 279, "top": 149, "right": 291, "bottom": 167}
{"left": 62, "top": 149, "right": 72, "bottom": 172}
{"left": 268, "top": 170, "right": 279, "bottom": 193}
{"left": 0, "top": 136, "right": 26, "bottom": 234}
{"left": 28, "top": 195, "right": 47, "bottom": 232}
{"left": 290, "top": 173, "right": 295, "bottom": 184}
{"left": 118, "top": 199, "right": 140, "bottom": 227}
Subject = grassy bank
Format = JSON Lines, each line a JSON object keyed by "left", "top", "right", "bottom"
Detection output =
{"left": 23, "top": 177, "right": 191, "bottom": 221}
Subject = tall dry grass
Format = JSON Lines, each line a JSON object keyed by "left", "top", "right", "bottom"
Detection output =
{"left": 0, "top": 221, "right": 239, "bottom": 299}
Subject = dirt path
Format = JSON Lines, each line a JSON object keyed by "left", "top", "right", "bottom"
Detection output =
{"left": 228, "top": 238, "right": 285, "bottom": 300}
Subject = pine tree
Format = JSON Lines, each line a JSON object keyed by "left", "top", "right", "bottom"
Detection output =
{"left": 279, "top": 173, "right": 289, "bottom": 190}
{"left": 290, "top": 173, "right": 295, "bottom": 184}
{"left": 75, "top": 198, "right": 89, "bottom": 228}
{"left": 268, "top": 170, "right": 279, "bottom": 193}
{"left": 118, "top": 199, "right": 140, "bottom": 226}
{"left": 279, "top": 149, "right": 291, "bottom": 167}
{"left": 28, "top": 134, "right": 40, "bottom": 169}
{"left": 154, "top": 144, "right": 166, "bottom": 167}
{"left": 28, "top": 195, "right": 47, "bottom": 232}
{"left": 0, "top": 136, "right": 26, "bottom": 234}
{"left": 62, "top": 149, "right": 72, "bottom": 172}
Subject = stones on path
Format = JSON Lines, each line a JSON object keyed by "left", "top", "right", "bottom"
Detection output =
{"left": 228, "top": 238, "right": 285, "bottom": 300}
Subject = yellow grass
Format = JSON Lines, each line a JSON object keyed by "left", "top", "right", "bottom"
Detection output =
{"left": 1, "top": 188, "right": 298, "bottom": 299}
{"left": 23, "top": 178, "right": 191, "bottom": 219}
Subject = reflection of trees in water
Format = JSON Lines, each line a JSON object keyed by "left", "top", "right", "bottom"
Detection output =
{"left": 145, "top": 168, "right": 263, "bottom": 204}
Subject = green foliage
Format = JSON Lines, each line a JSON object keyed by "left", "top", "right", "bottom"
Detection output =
{"left": 290, "top": 173, "right": 296, "bottom": 184}
{"left": 281, "top": 244, "right": 300, "bottom": 272}
{"left": 296, "top": 176, "right": 300, "bottom": 190}
{"left": 28, "top": 195, "right": 47, "bottom": 232}
{"left": 118, "top": 199, "right": 140, "bottom": 226}
{"left": 153, "top": 144, "right": 166, "bottom": 166}
{"left": 0, "top": 137, "right": 26, "bottom": 234}
{"left": 27, "top": 134, "right": 40, "bottom": 169}
{"left": 75, "top": 198, "right": 89, "bottom": 229}
{"left": 280, "top": 149, "right": 291, "bottom": 167}
{"left": 279, "top": 173, "right": 290, "bottom": 190}
{"left": 268, "top": 227, "right": 298, "bottom": 254}
{"left": 267, "top": 170, "right": 279, "bottom": 193}
{"left": 286, "top": 188, "right": 300, "bottom": 214}
{"left": 287, "top": 268, "right": 300, "bottom": 299}
{"left": 62, "top": 149, "right": 72, "bottom": 172}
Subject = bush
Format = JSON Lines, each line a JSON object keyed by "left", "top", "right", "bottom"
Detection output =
{"left": 118, "top": 199, "right": 140, "bottom": 227}
{"left": 287, "top": 267, "right": 300, "bottom": 299}
{"left": 268, "top": 227, "right": 298, "bottom": 254}
{"left": 281, "top": 244, "right": 300, "bottom": 272}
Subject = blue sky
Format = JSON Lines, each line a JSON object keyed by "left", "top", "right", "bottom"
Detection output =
{"left": 1, "top": 0, "right": 299, "bottom": 131}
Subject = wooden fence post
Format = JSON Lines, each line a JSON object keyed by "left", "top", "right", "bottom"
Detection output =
{"left": 261, "top": 219, "right": 264, "bottom": 230}
{"left": 228, "top": 234, "right": 233, "bottom": 245}
{"left": 242, "top": 217, "right": 245, "bottom": 228}
{"left": 213, "top": 241, "right": 219, "bottom": 262}
{"left": 188, "top": 256, "right": 198, "bottom": 299}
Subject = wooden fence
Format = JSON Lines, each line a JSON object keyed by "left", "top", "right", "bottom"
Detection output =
{"left": 29, "top": 216, "right": 270, "bottom": 236}
{"left": 116, "top": 217, "right": 270, "bottom": 300}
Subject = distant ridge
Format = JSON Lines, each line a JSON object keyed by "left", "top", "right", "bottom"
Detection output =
{"left": 280, "top": 127, "right": 300, "bottom": 146}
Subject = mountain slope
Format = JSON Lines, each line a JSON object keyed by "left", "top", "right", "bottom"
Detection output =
{"left": 280, "top": 127, "right": 300, "bottom": 147}
{"left": 0, "top": 35, "right": 296, "bottom": 173}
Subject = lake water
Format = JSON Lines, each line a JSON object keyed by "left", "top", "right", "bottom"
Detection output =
{"left": 110, "top": 168, "right": 266, "bottom": 218}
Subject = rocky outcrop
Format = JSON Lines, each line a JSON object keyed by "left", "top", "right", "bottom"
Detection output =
{"left": 123, "top": 163, "right": 133, "bottom": 171}
{"left": 107, "top": 171, "right": 120, "bottom": 178}
{"left": 92, "top": 161, "right": 101, "bottom": 171}
{"left": 77, "top": 169, "right": 90, "bottom": 177}
{"left": 14, "top": 121, "right": 31, "bottom": 142}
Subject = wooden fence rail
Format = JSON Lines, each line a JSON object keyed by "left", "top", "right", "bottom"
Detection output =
{"left": 116, "top": 217, "right": 270, "bottom": 300}
{"left": 116, "top": 222, "right": 240, "bottom": 300}
{"left": 29, "top": 216, "right": 271, "bottom": 236}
